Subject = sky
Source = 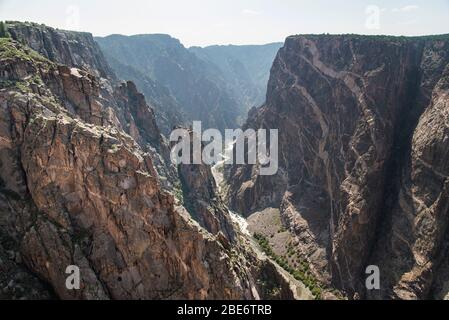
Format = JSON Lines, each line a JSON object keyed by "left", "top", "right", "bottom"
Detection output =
{"left": 1, "top": 0, "right": 449, "bottom": 47}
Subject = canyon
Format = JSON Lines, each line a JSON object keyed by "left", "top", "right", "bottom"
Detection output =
{"left": 1, "top": 20, "right": 449, "bottom": 300}
{"left": 0, "top": 21, "right": 306, "bottom": 300}
{"left": 95, "top": 35, "right": 280, "bottom": 134}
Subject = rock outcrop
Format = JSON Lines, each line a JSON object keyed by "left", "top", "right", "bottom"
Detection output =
{"left": 227, "top": 34, "right": 449, "bottom": 299}
{"left": 176, "top": 130, "right": 236, "bottom": 242}
{"left": 104, "top": 54, "right": 187, "bottom": 135}
{"left": 6, "top": 21, "right": 177, "bottom": 188}
{"left": 7, "top": 21, "right": 115, "bottom": 80}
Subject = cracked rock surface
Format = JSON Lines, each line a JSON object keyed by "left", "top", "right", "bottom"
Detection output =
{"left": 227, "top": 34, "right": 449, "bottom": 299}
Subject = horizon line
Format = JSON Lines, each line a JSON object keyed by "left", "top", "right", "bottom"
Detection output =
{"left": 4, "top": 20, "right": 449, "bottom": 49}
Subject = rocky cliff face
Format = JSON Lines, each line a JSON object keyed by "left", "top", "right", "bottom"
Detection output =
{"left": 6, "top": 22, "right": 177, "bottom": 188}
{"left": 227, "top": 34, "right": 449, "bottom": 299}
{"left": 0, "top": 22, "right": 301, "bottom": 300}
{"left": 7, "top": 21, "right": 115, "bottom": 80}
{"left": 99, "top": 37, "right": 282, "bottom": 132}
{"left": 176, "top": 131, "right": 237, "bottom": 243}
{"left": 190, "top": 43, "right": 283, "bottom": 114}
{"left": 96, "top": 34, "right": 242, "bottom": 132}
{"left": 104, "top": 54, "right": 187, "bottom": 135}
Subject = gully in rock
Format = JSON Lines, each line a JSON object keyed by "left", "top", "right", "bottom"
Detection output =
{"left": 170, "top": 121, "right": 279, "bottom": 176}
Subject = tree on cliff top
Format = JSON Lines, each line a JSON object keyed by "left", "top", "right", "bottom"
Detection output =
{"left": 0, "top": 22, "right": 11, "bottom": 38}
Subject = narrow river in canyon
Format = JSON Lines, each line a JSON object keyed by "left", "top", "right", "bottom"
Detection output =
{"left": 210, "top": 142, "right": 313, "bottom": 300}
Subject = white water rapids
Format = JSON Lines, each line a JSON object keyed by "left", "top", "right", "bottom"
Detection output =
{"left": 211, "top": 141, "right": 250, "bottom": 236}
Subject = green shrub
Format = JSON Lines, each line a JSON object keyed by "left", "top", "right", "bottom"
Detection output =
{"left": 0, "top": 22, "right": 11, "bottom": 38}
{"left": 253, "top": 233, "right": 323, "bottom": 299}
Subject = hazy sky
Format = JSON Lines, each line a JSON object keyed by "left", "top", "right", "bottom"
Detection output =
{"left": 1, "top": 0, "right": 448, "bottom": 47}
